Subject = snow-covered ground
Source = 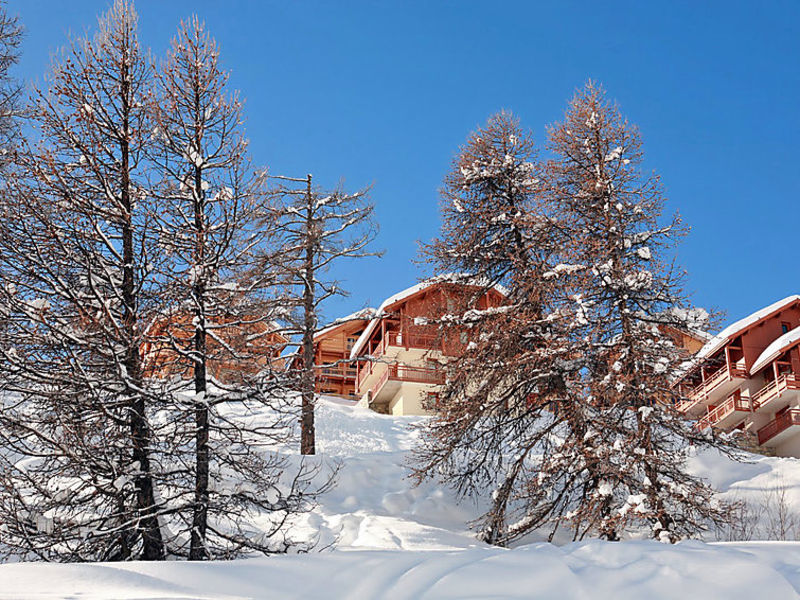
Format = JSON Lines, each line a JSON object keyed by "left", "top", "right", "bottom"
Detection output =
{"left": 5, "top": 397, "right": 800, "bottom": 599}
{"left": 5, "top": 540, "right": 800, "bottom": 599}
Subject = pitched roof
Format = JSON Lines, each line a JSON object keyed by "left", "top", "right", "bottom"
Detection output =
{"left": 695, "top": 295, "right": 800, "bottom": 362}
{"left": 751, "top": 325, "right": 800, "bottom": 375}
{"left": 349, "top": 274, "right": 508, "bottom": 359}
{"left": 314, "top": 308, "right": 376, "bottom": 340}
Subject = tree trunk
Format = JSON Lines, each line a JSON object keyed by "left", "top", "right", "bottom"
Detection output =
{"left": 120, "top": 61, "right": 164, "bottom": 561}
{"left": 300, "top": 174, "right": 316, "bottom": 455}
{"left": 190, "top": 154, "right": 210, "bottom": 559}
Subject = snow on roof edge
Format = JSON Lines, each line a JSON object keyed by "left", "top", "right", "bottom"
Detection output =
{"left": 349, "top": 274, "right": 508, "bottom": 360}
{"left": 695, "top": 295, "right": 800, "bottom": 363}
{"left": 751, "top": 325, "right": 800, "bottom": 375}
{"left": 315, "top": 308, "right": 376, "bottom": 340}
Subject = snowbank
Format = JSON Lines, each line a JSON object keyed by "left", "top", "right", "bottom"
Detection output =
{"left": 6, "top": 398, "right": 800, "bottom": 598}
{"left": 3, "top": 540, "right": 800, "bottom": 599}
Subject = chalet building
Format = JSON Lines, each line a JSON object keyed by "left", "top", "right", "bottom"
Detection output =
{"left": 311, "top": 309, "right": 375, "bottom": 399}
{"left": 347, "top": 277, "right": 507, "bottom": 416}
{"left": 142, "top": 311, "right": 289, "bottom": 385}
{"left": 677, "top": 295, "right": 800, "bottom": 457}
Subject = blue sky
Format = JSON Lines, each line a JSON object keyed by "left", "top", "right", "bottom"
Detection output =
{"left": 10, "top": 1, "right": 800, "bottom": 330}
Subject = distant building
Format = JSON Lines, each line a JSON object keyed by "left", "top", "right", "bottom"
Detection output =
{"left": 347, "top": 276, "right": 507, "bottom": 416}
{"left": 142, "top": 310, "right": 289, "bottom": 384}
{"left": 311, "top": 309, "right": 375, "bottom": 400}
{"left": 676, "top": 295, "right": 800, "bottom": 457}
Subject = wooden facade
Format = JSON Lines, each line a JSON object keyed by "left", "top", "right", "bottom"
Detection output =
{"left": 142, "top": 311, "right": 288, "bottom": 384}
{"left": 350, "top": 279, "right": 506, "bottom": 415}
{"left": 312, "top": 311, "right": 373, "bottom": 399}
{"left": 676, "top": 295, "right": 800, "bottom": 456}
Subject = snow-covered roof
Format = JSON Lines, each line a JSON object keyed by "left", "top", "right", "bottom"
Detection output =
{"left": 314, "top": 308, "right": 376, "bottom": 340}
{"left": 349, "top": 274, "right": 508, "bottom": 360}
{"left": 695, "top": 295, "right": 800, "bottom": 362}
{"left": 751, "top": 325, "right": 800, "bottom": 375}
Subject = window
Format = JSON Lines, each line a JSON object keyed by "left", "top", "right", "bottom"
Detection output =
{"left": 782, "top": 322, "right": 791, "bottom": 334}
{"left": 346, "top": 336, "right": 357, "bottom": 350}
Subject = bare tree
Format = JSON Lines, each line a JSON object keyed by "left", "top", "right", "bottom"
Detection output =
{"left": 147, "top": 16, "right": 314, "bottom": 559}
{"left": 0, "top": 0, "right": 22, "bottom": 170}
{"left": 267, "top": 175, "right": 380, "bottom": 455}
{"left": 413, "top": 112, "right": 584, "bottom": 546}
{"left": 415, "top": 91, "right": 739, "bottom": 547}
{"left": 0, "top": 0, "right": 165, "bottom": 561}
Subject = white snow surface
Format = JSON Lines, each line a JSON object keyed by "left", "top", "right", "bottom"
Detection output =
{"left": 6, "top": 541, "right": 800, "bottom": 599}
{"left": 7, "top": 397, "right": 800, "bottom": 598}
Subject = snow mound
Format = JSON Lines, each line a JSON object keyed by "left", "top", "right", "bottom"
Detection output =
{"left": 8, "top": 398, "right": 800, "bottom": 598}
{"left": 3, "top": 541, "right": 800, "bottom": 599}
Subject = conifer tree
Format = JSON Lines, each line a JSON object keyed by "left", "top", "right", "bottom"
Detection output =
{"left": 0, "top": 0, "right": 21, "bottom": 170}
{"left": 268, "top": 175, "right": 379, "bottom": 455}
{"left": 545, "top": 82, "right": 729, "bottom": 542}
{"left": 415, "top": 96, "right": 734, "bottom": 546}
{"left": 413, "top": 113, "right": 585, "bottom": 545}
{"left": 0, "top": 0, "right": 165, "bottom": 560}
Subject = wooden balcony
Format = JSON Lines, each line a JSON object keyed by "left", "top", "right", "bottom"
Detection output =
{"left": 751, "top": 374, "right": 800, "bottom": 412}
{"left": 315, "top": 363, "right": 357, "bottom": 379}
{"left": 386, "top": 330, "right": 441, "bottom": 352}
{"left": 369, "top": 364, "right": 445, "bottom": 408}
{"left": 757, "top": 409, "right": 800, "bottom": 446}
{"left": 696, "top": 392, "right": 750, "bottom": 431}
{"left": 682, "top": 362, "right": 748, "bottom": 410}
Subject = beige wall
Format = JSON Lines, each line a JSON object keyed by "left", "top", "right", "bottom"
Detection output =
{"left": 388, "top": 383, "right": 437, "bottom": 416}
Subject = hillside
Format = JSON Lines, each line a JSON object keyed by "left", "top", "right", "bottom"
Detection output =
{"left": 4, "top": 397, "right": 800, "bottom": 599}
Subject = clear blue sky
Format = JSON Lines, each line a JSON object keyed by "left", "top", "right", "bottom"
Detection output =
{"left": 9, "top": 0, "right": 800, "bottom": 330}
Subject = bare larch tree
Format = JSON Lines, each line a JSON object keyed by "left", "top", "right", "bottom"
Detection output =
{"left": 544, "top": 81, "right": 734, "bottom": 542}
{"left": 0, "top": 0, "right": 165, "bottom": 561}
{"left": 268, "top": 175, "right": 379, "bottom": 455}
{"left": 413, "top": 112, "right": 585, "bottom": 546}
{"left": 148, "top": 17, "right": 324, "bottom": 558}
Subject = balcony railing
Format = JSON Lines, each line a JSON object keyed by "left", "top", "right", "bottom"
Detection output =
{"left": 386, "top": 330, "right": 441, "bottom": 352}
{"left": 757, "top": 409, "right": 800, "bottom": 445}
{"left": 751, "top": 373, "right": 800, "bottom": 410}
{"left": 316, "top": 364, "right": 357, "bottom": 378}
{"left": 686, "top": 362, "right": 747, "bottom": 402}
{"left": 696, "top": 392, "right": 750, "bottom": 430}
{"left": 369, "top": 364, "right": 445, "bottom": 401}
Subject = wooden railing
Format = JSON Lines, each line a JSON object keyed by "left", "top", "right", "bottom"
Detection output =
{"left": 369, "top": 364, "right": 445, "bottom": 401}
{"left": 757, "top": 409, "right": 800, "bottom": 445}
{"left": 696, "top": 392, "right": 749, "bottom": 430}
{"left": 370, "top": 367, "right": 391, "bottom": 400}
{"left": 687, "top": 362, "right": 747, "bottom": 401}
{"left": 316, "top": 364, "right": 357, "bottom": 378}
{"left": 386, "top": 330, "right": 441, "bottom": 352}
{"left": 387, "top": 364, "right": 446, "bottom": 385}
{"left": 752, "top": 374, "right": 800, "bottom": 410}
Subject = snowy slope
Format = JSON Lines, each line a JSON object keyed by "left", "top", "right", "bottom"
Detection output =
{"left": 302, "top": 398, "right": 800, "bottom": 549}
{"left": 294, "top": 398, "right": 485, "bottom": 551}
{"left": 6, "top": 397, "right": 800, "bottom": 598}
